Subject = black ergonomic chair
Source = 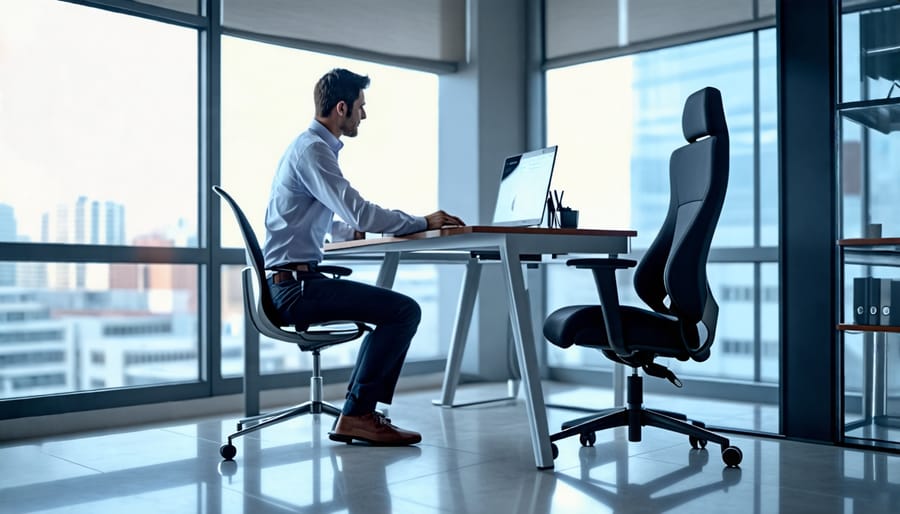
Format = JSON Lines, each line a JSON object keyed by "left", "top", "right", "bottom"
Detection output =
{"left": 213, "top": 185, "right": 371, "bottom": 461}
{"left": 542, "top": 87, "right": 742, "bottom": 467}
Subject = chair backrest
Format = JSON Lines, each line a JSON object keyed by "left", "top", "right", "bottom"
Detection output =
{"left": 212, "top": 186, "right": 285, "bottom": 332}
{"left": 632, "top": 87, "right": 729, "bottom": 361}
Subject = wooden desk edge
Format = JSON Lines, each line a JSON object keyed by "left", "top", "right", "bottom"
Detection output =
{"left": 325, "top": 226, "right": 637, "bottom": 251}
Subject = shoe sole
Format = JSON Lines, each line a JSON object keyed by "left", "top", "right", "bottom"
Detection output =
{"left": 328, "top": 431, "right": 421, "bottom": 446}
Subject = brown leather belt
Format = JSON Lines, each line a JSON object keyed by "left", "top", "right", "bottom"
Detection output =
{"left": 269, "top": 263, "right": 313, "bottom": 284}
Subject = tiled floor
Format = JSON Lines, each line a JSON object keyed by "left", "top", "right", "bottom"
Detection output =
{"left": 2, "top": 382, "right": 899, "bottom": 514}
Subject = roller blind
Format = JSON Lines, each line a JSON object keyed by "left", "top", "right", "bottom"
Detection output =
{"left": 136, "top": 0, "right": 200, "bottom": 15}
{"left": 221, "top": 0, "right": 466, "bottom": 64}
{"left": 546, "top": 0, "right": 776, "bottom": 62}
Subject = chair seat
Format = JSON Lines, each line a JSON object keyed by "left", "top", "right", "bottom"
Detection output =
{"left": 296, "top": 321, "right": 371, "bottom": 347}
{"left": 543, "top": 305, "right": 695, "bottom": 361}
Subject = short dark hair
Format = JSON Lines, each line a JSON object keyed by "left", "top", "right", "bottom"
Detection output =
{"left": 314, "top": 68, "right": 370, "bottom": 117}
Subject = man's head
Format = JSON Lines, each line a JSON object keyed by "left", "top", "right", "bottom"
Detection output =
{"left": 314, "top": 68, "right": 369, "bottom": 138}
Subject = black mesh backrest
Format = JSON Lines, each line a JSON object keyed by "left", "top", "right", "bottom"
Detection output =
{"left": 212, "top": 186, "right": 282, "bottom": 326}
{"left": 632, "top": 87, "right": 729, "bottom": 356}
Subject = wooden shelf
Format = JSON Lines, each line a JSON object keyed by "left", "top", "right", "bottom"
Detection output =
{"left": 838, "top": 237, "right": 900, "bottom": 246}
{"left": 838, "top": 324, "right": 900, "bottom": 333}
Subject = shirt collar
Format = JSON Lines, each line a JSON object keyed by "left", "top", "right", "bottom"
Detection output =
{"left": 309, "top": 120, "right": 343, "bottom": 156}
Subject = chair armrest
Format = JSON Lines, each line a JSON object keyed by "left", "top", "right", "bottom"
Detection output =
{"left": 568, "top": 258, "right": 635, "bottom": 359}
{"left": 318, "top": 265, "right": 352, "bottom": 278}
{"left": 567, "top": 258, "right": 637, "bottom": 270}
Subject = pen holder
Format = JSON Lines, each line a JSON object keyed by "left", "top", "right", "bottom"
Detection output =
{"left": 560, "top": 208, "right": 579, "bottom": 229}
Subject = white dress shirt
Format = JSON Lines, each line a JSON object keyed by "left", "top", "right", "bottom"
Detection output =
{"left": 263, "top": 120, "right": 427, "bottom": 267}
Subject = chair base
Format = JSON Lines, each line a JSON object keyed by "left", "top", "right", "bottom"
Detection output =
{"left": 220, "top": 399, "right": 343, "bottom": 460}
{"left": 549, "top": 373, "right": 743, "bottom": 467}
{"left": 220, "top": 349, "right": 344, "bottom": 461}
{"left": 237, "top": 399, "right": 343, "bottom": 431}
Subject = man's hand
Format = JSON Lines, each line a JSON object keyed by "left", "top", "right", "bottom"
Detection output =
{"left": 425, "top": 210, "right": 466, "bottom": 230}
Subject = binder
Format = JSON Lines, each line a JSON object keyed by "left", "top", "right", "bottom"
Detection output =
{"left": 853, "top": 277, "right": 868, "bottom": 325}
{"left": 880, "top": 279, "right": 900, "bottom": 326}
{"left": 868, "top": 278, "right": 882, "bottom": 325}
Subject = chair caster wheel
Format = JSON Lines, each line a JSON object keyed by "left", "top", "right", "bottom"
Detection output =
{"left": 579, "top": 431, "right": 596, "bottom": 447}
{"left": 722, "top": 446, "right": 742, "bottom": 467}
{"left": 551, "top": 443, "right": 559, "bottom": 460}
{"left": 220, "top": 443, "right": 237, "bottom": 460}
{"left": 689, "top": 435, "right": 707, "bottom": 449}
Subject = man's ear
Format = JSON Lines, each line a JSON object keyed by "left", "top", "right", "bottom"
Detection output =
{"left": 335, "top": 100, "right": 347, "bottom": 117}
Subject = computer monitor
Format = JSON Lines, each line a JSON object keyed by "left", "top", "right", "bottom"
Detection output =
{"left": 491, "top": 145, "right": 558, "bottom": 227}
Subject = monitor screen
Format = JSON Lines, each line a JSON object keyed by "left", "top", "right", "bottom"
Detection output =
{"left": 492, "top": 146, "right": 558, "bottom": 227}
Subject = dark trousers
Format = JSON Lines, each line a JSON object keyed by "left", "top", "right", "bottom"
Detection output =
{"left": 268, "top": 271, "right": 421, "bottom": 416}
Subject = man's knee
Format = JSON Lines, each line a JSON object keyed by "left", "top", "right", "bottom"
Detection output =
{"left": 398, "top": 295, "right": 422, "bottom": 326}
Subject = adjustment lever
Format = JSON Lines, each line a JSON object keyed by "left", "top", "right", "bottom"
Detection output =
{"left": 643, "top": 363, "right": 683, "bottom": 388}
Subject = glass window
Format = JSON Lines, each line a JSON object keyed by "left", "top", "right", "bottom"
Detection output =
{"left": 760, "top": 262, "right": 780, "bottom": 383}
{"left": 220, "top": 262, "right": 443, "bottom": 378}
{"left": 546, "top": 33, "right": 757, "bottom": 250}
{"left": 0, "top": 1, "right": 199, "bottom": 247}
{"left": 219, "top": 37, "right": 443, "bottom": 369}
{"left": 545, "top": 32, "right": 779, "bottom": 392}
{"left": 672, "top": 263, "right": 755, "bottom": 381}
{"left": 759, "top": 29, "right": 779, "bottom": 247}
{"left": 0, "top": 262, "right": 199, "bottom": 399}
{"left": 220, "top": 36, "right": 439, "bottom": 248}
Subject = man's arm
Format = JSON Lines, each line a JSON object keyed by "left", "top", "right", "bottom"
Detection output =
{"left": 298, "top": 143, "right": 427, "bottom": 235}
{"left": 330, "top": 219, "right": 366, "bottom": 241}
{"left": 424, "top": 210, "right": 465, "bottom": 229}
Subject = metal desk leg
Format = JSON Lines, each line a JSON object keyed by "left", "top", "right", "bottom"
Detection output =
{"left": 375, "top": 252, "right": 400, "bottom": 289}
{"left": 500, "top": 239, "right": 554, "bottom": 470}
{"left": 433, "top": 258, "right": 483, "bottom": 407}
{"left": 432, "top": 258, "right": 515, "bottom": 408}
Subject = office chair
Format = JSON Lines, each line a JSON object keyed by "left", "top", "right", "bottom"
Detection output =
{"left": 542, "top": 87, "right": 742, "bottom": 467}
{"left": 213, "top": 185, "right": 371, "bottom": 461}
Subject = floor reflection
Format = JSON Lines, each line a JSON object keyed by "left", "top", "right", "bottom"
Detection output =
{"left": 214, "top": 414, "right": 428, "bottom": 514}
{"left": 3, "top": 383, "right": 900, "bottom": 514}
{"left": 557, "top": 442, "right": 742, "bottom": 512}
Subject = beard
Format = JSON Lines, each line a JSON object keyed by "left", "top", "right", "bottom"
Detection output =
{"left": 341, "top": 121, "right": 359, "bottom": 137}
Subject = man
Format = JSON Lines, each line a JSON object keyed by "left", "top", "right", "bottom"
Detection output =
{"left": 263, "top": 68, "right": 464, "bottom": 446}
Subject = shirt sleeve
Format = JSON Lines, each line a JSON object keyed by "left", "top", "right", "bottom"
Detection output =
{"left": 330, "top": 219, "right": 357, "bottom": 242}
{"left": 296, "top": 142, "right": 428, "bottom": 236}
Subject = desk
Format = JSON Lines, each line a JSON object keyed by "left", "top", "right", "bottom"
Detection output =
{"left": 326, "top": 226, "right": 634, "bottom": 469}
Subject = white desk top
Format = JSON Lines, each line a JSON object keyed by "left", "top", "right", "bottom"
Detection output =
{"left": 325, "top": 225, "right": 635, "bottom": 256}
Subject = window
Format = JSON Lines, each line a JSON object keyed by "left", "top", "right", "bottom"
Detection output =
{"left": 219, "top": 36, "right": 439, "bottom": 247}
{"left": 0, "top": 1, "right": 199, "bottom": 247}
{"left": 219, "top": 37, "right": 444, "bottom": 376}
{"left": 0, "top": 262, "right": 199, "bottom": 399}
{"left": 545, "top": 31, "right": 779, "bottom": 392}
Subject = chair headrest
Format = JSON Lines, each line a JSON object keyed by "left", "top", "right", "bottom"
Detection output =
{"left": 682, "top": 87, "right": 727, "bottom": 143}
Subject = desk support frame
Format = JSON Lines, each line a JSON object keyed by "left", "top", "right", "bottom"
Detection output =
{"left": 325, "top": 226, "right": 634, "bottom": 469}
{"left": 499, "top": 237, "right": 555, "bottom": 468}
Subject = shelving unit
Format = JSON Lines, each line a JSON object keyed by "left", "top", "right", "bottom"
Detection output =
{"left": 837, "top": 239, "right": 900, "bottom": 448}
{"left": 835, "top": 2, "right": 900, "bottom": 450}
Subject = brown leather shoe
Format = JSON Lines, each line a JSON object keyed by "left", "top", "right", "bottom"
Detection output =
{"left": 328, "top": 412, "right": 422, "bottom": 446}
